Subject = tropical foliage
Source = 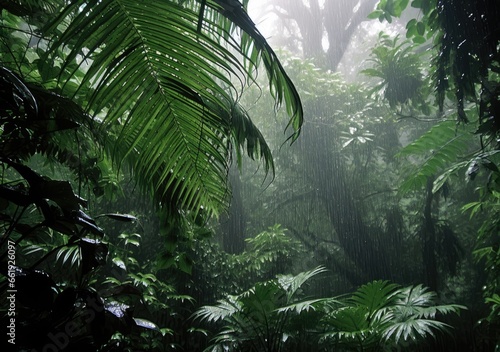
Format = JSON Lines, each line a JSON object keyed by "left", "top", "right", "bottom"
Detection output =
{"left": 195, "top": 267, "right": 327, "bottom": 352}
{"left": 319, "top": 281, "right": 465, "bottom": 351}
{"left": 196, "top": 269, "right": 464, "bottom": 352}
{"left": 0, "top": 0, "right": 303, "bottom": 218}
{"left": 370, "top": 0, "right": 500, "bottom": 337}
{"left": 183, "top": 224, "right": 305, "bottom": 305}
{"left": 212, "top": 0, "right": 499, "bottom": 349}
{"left": 361, "top": 33, "right": 427, "bottom": 109}
{"left": 2, "top": 0, "right": 500, "bottom": 350}
{"left": 0, "top": 0, "right": 304, "bottom": 350}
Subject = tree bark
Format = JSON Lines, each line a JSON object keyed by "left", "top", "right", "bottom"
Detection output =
{"left": 220, "top": 166, "right": 246, "bottom": 254}
{"left": 422, "top": 176, "right": 438, "bottom": 291}
{"left": 323, "top": 0, "right": 379, "bottom": 70}
{"left": 270, "top": 0, "right": 379, "bottom": 71}
{"left": 297, "top": 125, "right": 391, "bottom": 283}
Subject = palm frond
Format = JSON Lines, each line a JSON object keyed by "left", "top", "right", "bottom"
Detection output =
{"left": 380, "top": 284, "right": 465, "bottom": 345}
{"left": 322, "top": 306, "right": 370, "bottom": 331}
{"left": 277, "top": 298, "right": 327, "bottom": 315}
{"left": 202, "top": 0, "right": 303, "bottom": 139}
{"left": 277, "top": 266, "right": 326, "bottom": 303}
{"left": 382, "top": 318, "right": 448, "bottom": 343}
{"left": 320, "top": 306, "right": 380, "bottom": 350}
{"left": 36, "top": 0, "right": 302, "bottom": 216}
{"left": 319, "top": 281, "right": 464, "bottom": 350}
{"left": 393, "top": 285, "right": 465, "bottom": 319}
{"left": 56, "top": 245, "right": 80, "bottom": 269}
{"left": 396, "top": 284, "right": 436, "bottom": 307}
{"left": 195, "top": 268, "right": 324, "bottom": 351}
{"left": 208, "top": 96, "right": 274, "bottom": 174}
{"left": 193, "top": 295, "right": 242, "bottom": 323}
{"left": 238, "top": 281, "right": 281, "bottom": 319}
{"left": 349, "top": 280, "right": 399, "bottom": 315}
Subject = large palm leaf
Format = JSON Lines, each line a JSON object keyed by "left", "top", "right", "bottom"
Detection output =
{"left": 34, "top": 0, "right": 302, "bottom": 216}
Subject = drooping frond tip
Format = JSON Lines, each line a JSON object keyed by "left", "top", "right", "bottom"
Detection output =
{"left": 204, "top": 0, "right": 304, "bottom": 143}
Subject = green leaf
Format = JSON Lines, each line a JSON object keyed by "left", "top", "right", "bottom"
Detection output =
{"left": 367, "top": 10, "right": 384, "bottom": 19}
{"left": 133, "top": 318, "right": 161, "bottom": 332}
{"left": 39, "top": 0, "right": 303, "bottom": 218}
{"left": 416, "top": 21, "right": 425, "bottom": 36}
{"left": 411, "top": 0, "right": 422, "bottom": 8}
{"left": 432, "top": 160, "right": 468, "bottom": 193}
{"left": 397, "top": 121, "right": 473, "bottom": 194}
{"left": 177, "top": 253, "right": 193, "bottom": 274}
{"left": 125, "top": 238, "right": 140, "bottom": 247}
{"left": 350, "top": 281, "right": 399, "bottom": 315}
{"left": 277, "top": 266, "right": 327, "bottom": 303}
{"left": 412, "top": 35, "right": 426, "bottom": 44}
{"left": 101, "top": 213, "right": 137, "bottom": 222}
{"left": 112, "top": 257, "right": 127, "bottom": 270}
{"left": 461, "top": 201, "right": 483, "bottom": 218}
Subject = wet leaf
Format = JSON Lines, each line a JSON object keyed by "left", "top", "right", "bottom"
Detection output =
{"left": 73, "top": 210, "right": 104, "bottom": 237}
{"left": 466, "top": 160, "right": 479, "bottom": 181}
{"left": 101, "top": 213, "right": 137, "bottom": 222}
{"left": 80, "top": 238, "right": 108, "bottom": 275}
{"left": 480, "top": 159, "right": 499, "bottom": 172}
{"left": 178, "top": 253, "right": 193, "bottom": 275}
{"left": 133, "top": 318, "right": 160, "bottom": 331}
{"left": 125, "top": 238, "right": 140, "bottom": 247}
{"left": 416, "top": 21, "right": 425, "bottom": 36}
{"left": 112, "top": 257, "right": 127, "bottom": 270}
{"left": 105, "top": 301, "right": 130, "bottom": 318}
{"left": 39, "top": 179, "right": 87, "bottom": 212}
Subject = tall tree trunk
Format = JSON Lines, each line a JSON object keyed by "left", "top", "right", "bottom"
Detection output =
{"left": 422, "top": 176, "right": 438, "bottom": 291}
{"left": 270, "top": 0, "right": 379, "bottom": 71}
{"left": 220, "top": 166, "right": 246, "bottom": 253}
{"left": 298, "top": 126, "right": 391, "bottom": 283}
{"left": 323, "top": 0, "right": 379, "bottom": 70}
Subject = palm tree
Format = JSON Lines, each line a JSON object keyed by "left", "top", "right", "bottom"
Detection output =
{"left": 1, "top": 0, "right": 303, "bottom": 217}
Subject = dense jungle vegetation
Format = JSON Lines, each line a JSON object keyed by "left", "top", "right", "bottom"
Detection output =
{"left": 1, "top": 0, "right": 499, "bottom": 351}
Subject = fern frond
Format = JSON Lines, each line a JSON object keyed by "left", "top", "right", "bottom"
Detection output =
{"left": 397, "top": 120, "right": 474, "bottom": 194}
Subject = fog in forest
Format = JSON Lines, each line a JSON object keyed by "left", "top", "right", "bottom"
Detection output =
{"left": 212, "top": 1, "right": 493, "bottom": 350}
{"left": 218, "top": 0, "right": 462, "bottom": 291}
{"left": 2, "top": 0, "right": 499, "bottom": 351}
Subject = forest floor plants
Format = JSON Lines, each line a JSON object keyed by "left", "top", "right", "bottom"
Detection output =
{"left": 194, "top": 268, "right": 465, "bottom": 352}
